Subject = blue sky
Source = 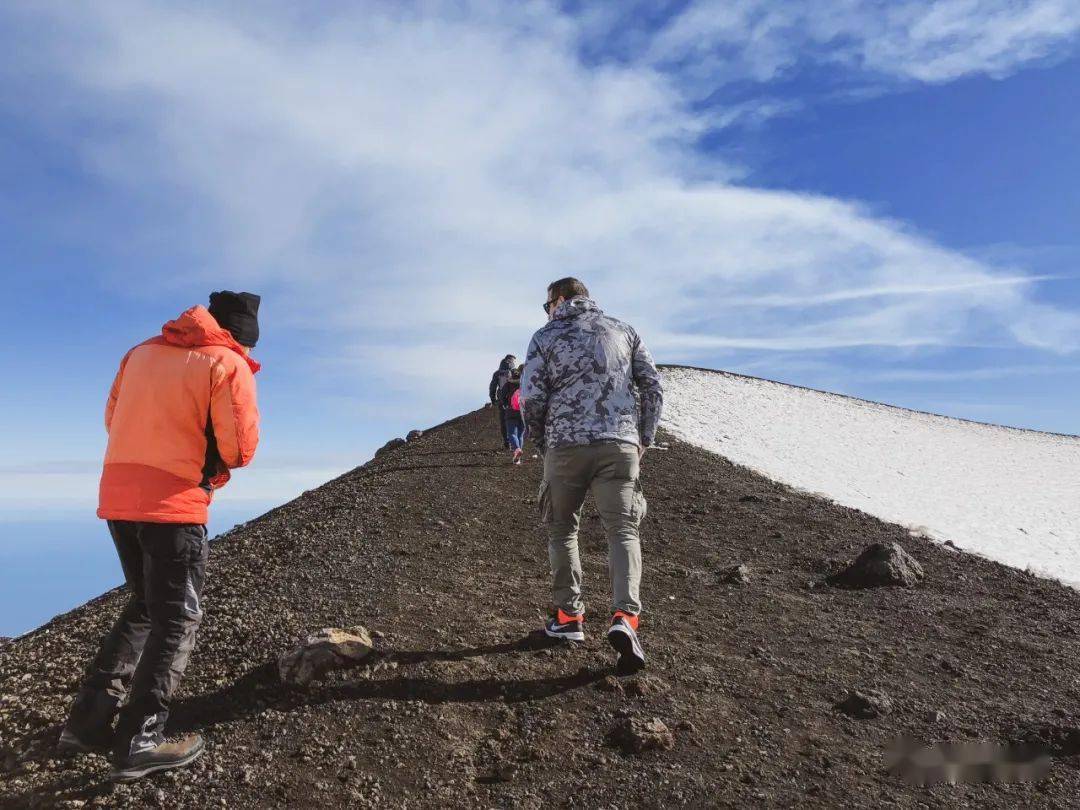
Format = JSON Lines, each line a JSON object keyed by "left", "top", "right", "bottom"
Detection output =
{"left": 1, "top": 0, "right": 1079, "bottom": 634}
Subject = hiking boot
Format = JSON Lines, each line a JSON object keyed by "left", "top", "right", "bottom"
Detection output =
{"left": 110, "top": 734, "right": 205, "bottom": 782}
{"left": 544, "top": 608, "right": 585, "bottom": 641}
{"left": 57, "top": 726, "right": 112, "bottom": 756}
{"left": 608, "top": 612, "right": 645, "bottom": 674}
{"left": 512, "top": 449, "right": 523, "bottom": 465}
{"left": 58, "top": 690, "right": 119, "bottom": 756}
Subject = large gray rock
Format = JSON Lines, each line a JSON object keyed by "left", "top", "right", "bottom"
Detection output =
{"left": 278, "top": 627, "right": 374, "bottom": 686}
{"left": 827, "top": 542, "right": 924, "bottom": 588}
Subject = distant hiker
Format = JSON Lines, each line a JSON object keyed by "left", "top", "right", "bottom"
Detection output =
{"left": 522, "top": 277, "right": 663, "bottom": 673}
{"left": 489, "top": 354, "right": 518, "bottom": 448}
{"left": 500, "top": 364, "right": 527, "bottom": 464}
{"left": 59, "top": 291, "right": 262, "bottom": 782}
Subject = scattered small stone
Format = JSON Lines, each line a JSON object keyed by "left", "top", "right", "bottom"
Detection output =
{"left": 607, "top": 717, "right": 676, "bottom": 754}
{"left": 595, "top": 675, "right": 624, "bottom": 693}
{"left": 927, "top": 709, "right": 947, "bottom": 723}
{"left": 623, "top": 675, "right": 670, "bottom": 698}
{"left": 835, "top": 689, "right": 893, "bottom": 719}
{"left": 719, "top": 564, "right": 751, "bottom": 585}
{"left": 278, "top": 627, "right": 374, "bottom": 686}
{"left": 939, "top": 657, "right": 966, "bottom": 677}
{"left": 827, "top": 542, "right": 924, "bottom": 589}
{"left": 739, "top": 494, "right": 764, "bottom": 504}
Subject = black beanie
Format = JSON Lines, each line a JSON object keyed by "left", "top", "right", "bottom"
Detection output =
{"left": 208, "top": 291, "right": 261, "bottom": 348}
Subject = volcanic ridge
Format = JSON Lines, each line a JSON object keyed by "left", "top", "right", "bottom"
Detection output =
{"left": 3, "top": 406, "right": 1080, "bottom": 808}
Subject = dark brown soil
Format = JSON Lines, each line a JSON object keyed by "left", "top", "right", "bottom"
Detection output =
{"left": 3, "top": 406, "right": 1080, "bottom": 808}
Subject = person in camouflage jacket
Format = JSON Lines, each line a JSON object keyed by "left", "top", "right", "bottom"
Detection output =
{"left": 521, "top": 277, "right": 663, "bottom": 673}
{"left": 521, "top": 297, "right": 662, "bottom": 453}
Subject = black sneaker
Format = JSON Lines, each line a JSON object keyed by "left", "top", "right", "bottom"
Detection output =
{"left": 607, "top": 613, "right": 645, "bottom": 674}
{"left": 111, "top": 734, "right": 205, "bottom": 782}
{"left": 544, "top": 609, "right": 585, "bottom": 642}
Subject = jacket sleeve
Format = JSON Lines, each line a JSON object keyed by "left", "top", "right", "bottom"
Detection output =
{"left": 209, "top": 358, "right": 260, "bottom": 471}
{"left": 520, "top": 336, "right": 549, "bottom": 451}
{"left": 631, "top": 330, "right": 664, "bottom": 447}
{"left": 104, "top": 350, "right": 134, "bottom": 433}
{"left": 489, "top": 372, "right": 499, "bottom": 403}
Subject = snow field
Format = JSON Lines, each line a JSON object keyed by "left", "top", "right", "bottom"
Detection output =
{"left": 660, "top": 367, "right": 1080, "bottom": 585}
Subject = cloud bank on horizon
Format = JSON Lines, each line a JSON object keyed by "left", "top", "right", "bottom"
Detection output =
{"left": 1, "top": 1, "right": 1078, "bottom": 509}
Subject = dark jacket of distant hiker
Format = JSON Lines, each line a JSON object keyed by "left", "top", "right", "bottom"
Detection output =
{"left": 489, "top": 357, "right": 515, "bottom": 405}
{"left": 500, "top": 377, "right": 524, "bottom": 424}
{"left": 521, "top": 297, "right": 663, "bottom": 453}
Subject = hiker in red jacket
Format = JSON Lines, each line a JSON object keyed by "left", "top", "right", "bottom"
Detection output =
{"left": 59, "top": 292, "right": 261, "bottom": 782}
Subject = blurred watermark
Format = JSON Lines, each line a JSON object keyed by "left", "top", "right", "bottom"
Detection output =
{"left": 886, "top": 737, "right": 1051, "bottom": 786}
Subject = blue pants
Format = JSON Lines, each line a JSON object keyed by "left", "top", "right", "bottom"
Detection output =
{"left": 505, "top": 413, "right": 526, "bottom": 451}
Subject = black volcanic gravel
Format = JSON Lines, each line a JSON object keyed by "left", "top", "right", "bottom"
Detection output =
{"left": 3, "top": 406, "right": 1080, "bottom": 808}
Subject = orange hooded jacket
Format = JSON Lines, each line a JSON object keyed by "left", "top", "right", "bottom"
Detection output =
{"left": 97, "top": 306, "right": 261, "bottom": 524}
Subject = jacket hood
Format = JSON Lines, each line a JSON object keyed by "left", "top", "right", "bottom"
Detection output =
{"left": 552, "top": 296, "right": 601, "bottom": 321}
{"left": 161, "top": 306, "right": 261, "bottom": 373}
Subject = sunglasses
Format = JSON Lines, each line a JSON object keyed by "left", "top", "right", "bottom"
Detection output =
{"left": 543, "top": 298, "right": 558, "bottom": 314}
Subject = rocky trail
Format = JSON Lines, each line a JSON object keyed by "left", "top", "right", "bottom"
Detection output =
{"left": 3, "top": 407, "right": 1080, "bottom": 808}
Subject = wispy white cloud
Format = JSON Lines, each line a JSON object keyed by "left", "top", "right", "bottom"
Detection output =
{"left": 638, "top": 0, "right": 1080, "bottom": 87}
{"left": 711, "top": 274, "right": 1061, "bottom": 309}
{"left": 869, "top": 363, "right": 1080, "bottom": 382}
{"left": 0, "top": 461, "right": 348, "bottom": 513}
{"left": 1, "top": 0, "right": 1078, "bottom": 413}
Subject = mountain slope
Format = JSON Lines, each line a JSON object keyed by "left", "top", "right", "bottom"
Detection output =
{"left": 3, "top": 406, "right": 1080, "bottom": 808}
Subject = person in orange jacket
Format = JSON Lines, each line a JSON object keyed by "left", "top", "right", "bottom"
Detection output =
{"left": 58, "top": 291, "right": 261, "bottom": 782}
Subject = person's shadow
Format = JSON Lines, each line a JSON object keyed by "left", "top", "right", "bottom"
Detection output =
{"left": 170, "top": 631, "right": 606, "bottom": 734}
{"left": 2, "top": 634, "right": 601, "bottom": 808}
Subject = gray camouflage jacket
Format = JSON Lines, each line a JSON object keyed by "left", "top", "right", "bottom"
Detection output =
{"left": 521, "top": 297, "right": 663, "bottom": 452}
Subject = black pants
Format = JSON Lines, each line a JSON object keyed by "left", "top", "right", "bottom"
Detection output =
{"left": 495, "top": 405, "right": 511, "bottom": 447}
{"left": 67, "top": 521, "right": 208, "bottom": 750}
{"left": 501, "top": 408, "right": 514, "bottom": 447}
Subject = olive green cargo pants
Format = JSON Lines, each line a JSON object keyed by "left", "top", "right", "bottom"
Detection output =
{"left": 539, "top": 441, "right": 647, "bottom": 616}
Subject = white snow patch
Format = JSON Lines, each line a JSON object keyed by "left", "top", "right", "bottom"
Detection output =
{"left": 660, "top": 367, "right": 1080, "bottom": 585}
